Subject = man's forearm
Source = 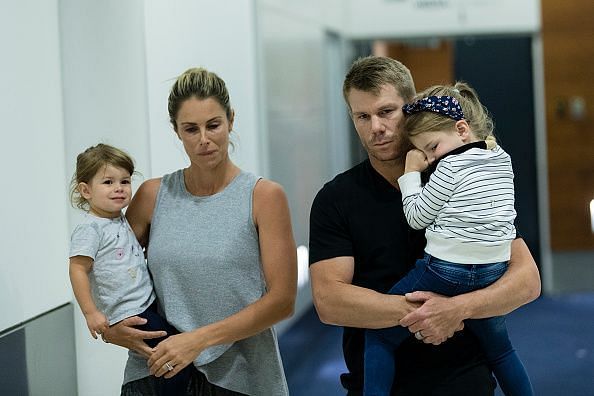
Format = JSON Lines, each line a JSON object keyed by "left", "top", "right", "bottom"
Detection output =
{"left": 454, "top": 238, "right": 541, "bottom": 320}
{"left": 313, "top": 281, "right": 417, "bottom": 329}
{"left": 311, "top": 257, "right": 420, "bottom": 329}
{"left": 400, "top": 238, "right": 541, "bottom": 344}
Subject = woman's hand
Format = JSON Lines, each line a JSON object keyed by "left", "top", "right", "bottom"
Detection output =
{"left": 101, "top": 316, "right": 167, "bottom": 358}
{"left": 148, "top": 331, "right": 204, "bottom": 378}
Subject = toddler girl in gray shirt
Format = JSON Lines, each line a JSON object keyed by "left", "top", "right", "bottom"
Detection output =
{"left": 68, "top": 143, "right": 191, "bottom": 394}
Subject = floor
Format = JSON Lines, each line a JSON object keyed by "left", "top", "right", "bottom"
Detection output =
{"left": 278, "top": 293, "right": 594, "bottom": 396}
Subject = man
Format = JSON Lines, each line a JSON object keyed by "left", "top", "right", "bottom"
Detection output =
{"left": 308, "top": 56, "right": 541, "bottom": 395}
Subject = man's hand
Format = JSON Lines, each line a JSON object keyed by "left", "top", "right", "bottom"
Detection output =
{"left": 404, "top": 149, "right": 429, "bottom": 173}
{"left": 400, "top": 291, "right": 465, "bottom": 345}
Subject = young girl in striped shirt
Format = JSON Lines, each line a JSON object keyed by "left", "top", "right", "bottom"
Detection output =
{"left": 364, "top": 82, "right": 533, "bottom": 396}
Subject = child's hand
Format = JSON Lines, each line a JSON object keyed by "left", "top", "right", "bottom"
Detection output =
{"left": 405, "top": 149, "right": 429, "bottom": 173}
{"left": 85, "top": 311, "right": 109, "bottom": 339}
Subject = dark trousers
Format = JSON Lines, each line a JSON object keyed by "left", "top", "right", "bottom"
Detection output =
{"left": 134, "top": 303, "right": 193, "bottom": 396}
{"left": 121, "top": 367, "right": 247, "bottom": 396}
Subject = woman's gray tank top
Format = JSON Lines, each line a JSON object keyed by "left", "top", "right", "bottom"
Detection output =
{"left": 123, "top": 169, "right": 288, "bottom": 395}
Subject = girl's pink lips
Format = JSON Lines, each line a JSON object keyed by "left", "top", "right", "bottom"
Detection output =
{"left": 199, "top": 150, "right": 216, "bottom": 156}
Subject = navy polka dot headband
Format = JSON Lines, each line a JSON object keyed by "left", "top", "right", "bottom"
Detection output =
{"left": 402, "top": 95, "right": 464, "bottom": 121}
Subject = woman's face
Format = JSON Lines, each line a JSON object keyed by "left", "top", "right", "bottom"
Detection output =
{"left": 175, "top": 97, "right": 234, "bottom": 170}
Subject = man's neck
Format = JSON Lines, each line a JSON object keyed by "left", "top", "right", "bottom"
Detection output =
{"left": 369, "top": 157, "right": 405, "bottom": 189}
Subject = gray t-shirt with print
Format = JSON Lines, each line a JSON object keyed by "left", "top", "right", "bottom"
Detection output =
{"left": 69, "top": 213, "right": 155, "bottom": 325}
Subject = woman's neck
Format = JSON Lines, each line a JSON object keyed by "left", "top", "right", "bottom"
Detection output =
{"left": 184, "top": 160, "right": 240, "bottom": 196}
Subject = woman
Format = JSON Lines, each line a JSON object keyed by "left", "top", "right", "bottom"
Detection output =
{"left": 103, "top": 67, "right": 297, "bottom": 395}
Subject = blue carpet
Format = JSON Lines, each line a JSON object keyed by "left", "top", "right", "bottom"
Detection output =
{"left": 279, "top": 293, "right": 594, "bottom": 396}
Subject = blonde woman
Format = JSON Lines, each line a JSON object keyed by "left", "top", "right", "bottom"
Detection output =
{"left": 103, "top": 68, "right": 297, "bottom": 396}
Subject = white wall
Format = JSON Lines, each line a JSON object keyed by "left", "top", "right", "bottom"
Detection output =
{"left": 59, "top": 0, "right": 152, "bottom": 394}
{"left": 255, "top": 1, "right": 353, "bottom": 332}
{"left": 345, "top": 0, "right": 541, "bottom": 38}
{"left": 143, "top": 0, "right": 261, "bottom": 178}
{"left": 258, "top": 0, "right": 346, "bottom": 33}
{"left": 0, "top": 0, "right": 71, "bottom": 333}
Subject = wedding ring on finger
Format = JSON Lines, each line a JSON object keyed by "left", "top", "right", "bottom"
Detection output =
{"left": 165, "top": 362, "right": 174, "bottom": 372}
{"left": 414, "top": 331, "right": 424, "bottom": 340}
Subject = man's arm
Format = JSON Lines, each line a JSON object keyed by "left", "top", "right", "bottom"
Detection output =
{"left": 400, "top": 238, "right": 541, "bottom": 344}
{"left": 310, "top": 256, "right": 418, "bottom": 329}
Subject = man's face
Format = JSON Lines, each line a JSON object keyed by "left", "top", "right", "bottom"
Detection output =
{"left": 347, "top": 84, "right": 410, "bottom": 164}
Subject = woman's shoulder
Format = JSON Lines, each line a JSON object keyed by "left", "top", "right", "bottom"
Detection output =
{"left": 129, "top": 177, "right": 162, "bottom": 215}
{"left": 252, "top": 178, "right": 288, "bottom": 214}
{"left": 253, "top": 178, "right": 285, "bottom": 198}
{"left": 252, "top": 178, "right": 290, "bottom": 228}
{"left": 136, "top": 177, "right": 162, "bottom": 197}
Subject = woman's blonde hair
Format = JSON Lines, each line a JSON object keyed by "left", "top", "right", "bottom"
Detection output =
{"left": 403, "top": 81, "right": 497, "bottom": 148}
{"left": 168, "top": 67, "right": 233, "bottom": 131}
{"left": 69, "top": 144, "right": 135, "bottom": 210}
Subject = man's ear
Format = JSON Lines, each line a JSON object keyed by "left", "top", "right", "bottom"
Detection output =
{"left": 455, "top": 120, "right": 471, "bottom": 142}
{"left": 79, "top": 182, "right": 92, "bottom": 200}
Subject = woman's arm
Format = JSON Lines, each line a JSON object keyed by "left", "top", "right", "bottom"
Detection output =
{"left": 148, "top": 179, "right": 298, "bottom": 378}
{"left": 400, "top": 238, "right": 541, "bottom": 344}
{"left": 126, "top": 178, "right": 161, "bottom": 247}
{"left": 101, "top": 178, "right": 166, "bottom": 355}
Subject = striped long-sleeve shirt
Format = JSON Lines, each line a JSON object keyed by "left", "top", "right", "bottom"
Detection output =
{"left": 397, "top": 144, "right": 516, "bottom": 264}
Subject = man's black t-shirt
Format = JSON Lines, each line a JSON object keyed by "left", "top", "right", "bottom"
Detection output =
{"left": 309, "top": 159, "right": 495, "bottom": 395}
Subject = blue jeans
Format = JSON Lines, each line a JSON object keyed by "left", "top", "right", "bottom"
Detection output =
{"left": 364, "top": 254, "right": 533, "bottom": 396}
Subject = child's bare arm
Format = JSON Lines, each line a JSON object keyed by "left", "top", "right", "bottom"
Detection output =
{"left": 69, "top": 255, "right": 109, "bottom": 339}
